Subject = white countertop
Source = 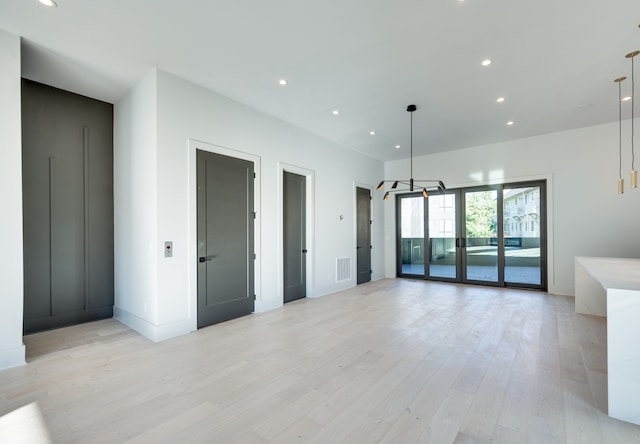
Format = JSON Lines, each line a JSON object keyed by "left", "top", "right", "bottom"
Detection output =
{"left": 575, "top": 256, "right": 640, "bottom": 291}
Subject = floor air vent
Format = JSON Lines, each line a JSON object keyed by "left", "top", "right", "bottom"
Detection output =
{"left": 336, "top": 257, "right": 351, "bottom": 282}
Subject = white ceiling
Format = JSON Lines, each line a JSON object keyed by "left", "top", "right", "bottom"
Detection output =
{"left": 1, "top": 0, "right": 639, "bottom": 161}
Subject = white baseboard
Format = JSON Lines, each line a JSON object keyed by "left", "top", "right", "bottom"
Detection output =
{"left": 114, "top": 307, "right": 195, "bottom": 342}
{"left": 255, "top": 298, "right": 282, "bottom": 313}
{"left": 0, "top": 344, "right": 26, "bottom": 371}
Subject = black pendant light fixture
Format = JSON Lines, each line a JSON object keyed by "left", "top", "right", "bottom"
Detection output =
{"left": 376, "top": 104, "right": 446, "bottom": 200}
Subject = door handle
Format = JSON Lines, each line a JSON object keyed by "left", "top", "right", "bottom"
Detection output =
{"left": 199, "top": 256, "right": 216, "bottom": 263}
{"left": 302, "top": 249, "right": 308, "bottom": 254}
{"left": 357, "top": 246, "right": 362, "bottom": 249}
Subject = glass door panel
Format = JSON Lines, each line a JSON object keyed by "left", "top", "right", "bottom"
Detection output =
{"left": 503, "top": 186, "right": 541, "bottom": 285}
{"left": 464, "top": 189, "right": 498, "bottom": 283}
{"left": 399, "top": 196, "right": 425, "bottom": 276}
{"left": 427, "top": 193, "right": 457, "bottom": 279}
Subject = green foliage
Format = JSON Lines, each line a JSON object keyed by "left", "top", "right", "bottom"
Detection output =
{"left": 466, "top": 191, "right": 497, "bottom": 238}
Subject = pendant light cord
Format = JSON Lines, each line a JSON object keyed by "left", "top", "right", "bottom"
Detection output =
{"left": 619, "top": 80, "right": 623, "bottom": 179}
{"left": 632, "top": 55, "right": 636, "bottom": 170}
{"left": 410, "top": 110, "right": 413, "bottom": 180}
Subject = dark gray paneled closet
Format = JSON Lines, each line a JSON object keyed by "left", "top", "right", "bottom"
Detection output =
{"left": 22, "top": 79, "right": 114, "bottom": 334}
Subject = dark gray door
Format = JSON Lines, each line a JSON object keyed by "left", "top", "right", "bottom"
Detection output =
{"left": 283, "top": 172, "right": 306, "bottom": 303}
{"left": 22, "top": 79, "right": 114, "bottom": 334}
{"left": 197, "top": 150, "right": 255, "bottom": 328}
{"left": 356, "top": 187, "right": 372, "bottom": 284}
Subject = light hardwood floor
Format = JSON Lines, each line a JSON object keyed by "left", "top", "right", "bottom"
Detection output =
{"left": 1, "top": 279, "right": 639, "bottom": 443}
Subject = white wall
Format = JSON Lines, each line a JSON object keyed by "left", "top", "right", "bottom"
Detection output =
{"left": 383, "top": 120, "right": 640, "bottom": 295}
{"left": 113, "top": 70, "right": 161, "bottom": 339}
{"left": 0, "top": 30, "right": 26, "bottom": 370}
{"left": 115, "top": 69, "right": 385, "bottom": 341}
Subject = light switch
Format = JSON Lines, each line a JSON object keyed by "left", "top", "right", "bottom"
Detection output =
{"left": 164, "top": 241, "right": 173, "bottom": 258}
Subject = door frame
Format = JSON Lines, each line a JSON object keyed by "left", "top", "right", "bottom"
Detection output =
{"left": 188, "top": 139, "right": 261, "bottom": 330}
{"left": 278, "top": 163, "right": 315, "bottom": 301}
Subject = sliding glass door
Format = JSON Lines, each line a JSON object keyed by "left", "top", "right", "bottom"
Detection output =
{"left": 397, "top": 180, "right": 546, "bottom": 290}
{"left": 397, "top": 195, "right": 425, "bottom": 276}
{"left": 503, "top": 185, "right": 543, "bottom": 286}
{"left": 427, "top": 193, "right": 458, "bottom": 280}
{"left": 464, "top": 189, "right": 499, "bottom": 283}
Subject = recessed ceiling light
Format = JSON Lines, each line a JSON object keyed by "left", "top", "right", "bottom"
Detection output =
{"left": 370, "top": 131, "right": 376, "bottom": 135}
{"left": 507, "top": 121, "right": 514, "bottom": 126}
{"left": 278, "top": 79, "right": 288, "bottom": 86}
{"left": 395, "top": 145, "right": 401, "bottom": 149}
{"left": 496, "top": 97, "right": 505, "bottom": 103}
{"left": 623, "top": 96, "right": 632, "bottom": 102}
{"left": 481, "top": 59, "right": 492, "bottom": 66}
{"left": 332, "top": 110, "right": 340, "bottom": 115}
{"left": 38, "top": 0, "right": 57, "bottom": 6}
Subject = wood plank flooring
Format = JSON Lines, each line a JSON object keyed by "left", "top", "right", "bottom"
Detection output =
{"left": 1, "top": 279, "right": 640, "bottom": 443}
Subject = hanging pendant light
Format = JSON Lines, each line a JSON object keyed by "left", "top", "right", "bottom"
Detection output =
{"left": 376, "top": 105, "right": 446, "bottom": 200}
{"left": 626, "top": 50, "right": 639, "bottom": 188}
{"left": 615, "top": 76, "right": 626, "bottom": 194}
